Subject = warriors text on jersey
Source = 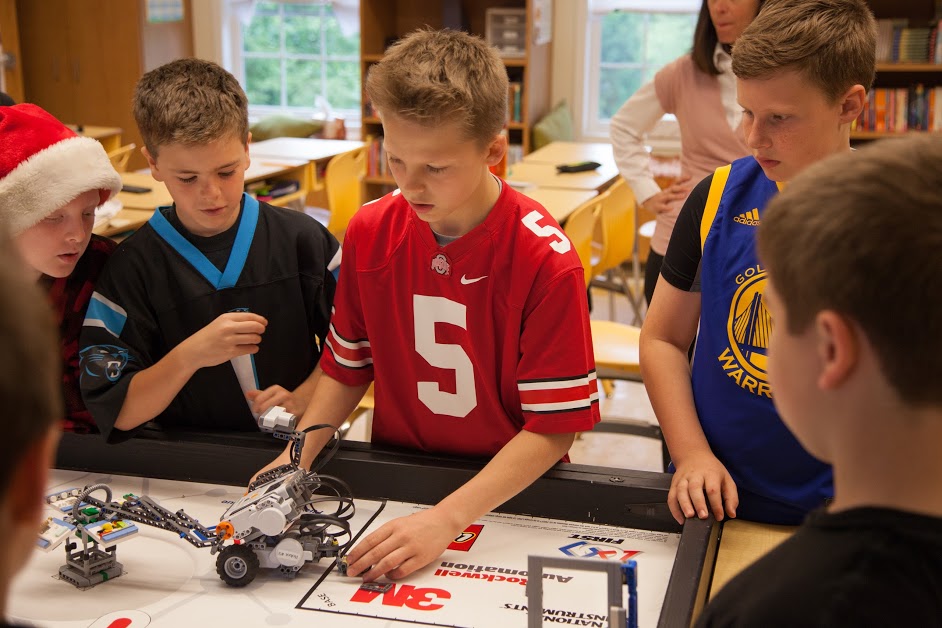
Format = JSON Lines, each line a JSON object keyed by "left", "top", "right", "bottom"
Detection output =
{"left": 320, "top": 185, "right": 600, "bottom": 458}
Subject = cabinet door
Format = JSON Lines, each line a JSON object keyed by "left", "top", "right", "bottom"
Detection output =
{"left": 67, "top": 0, "right": 144, "bottom": 127}
{"left": 16, "top": 0, "right": 75, "bottom": 119}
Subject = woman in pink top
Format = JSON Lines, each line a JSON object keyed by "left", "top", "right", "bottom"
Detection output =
{"left": 610, "top": 0, "right": 762, "bottom": 305}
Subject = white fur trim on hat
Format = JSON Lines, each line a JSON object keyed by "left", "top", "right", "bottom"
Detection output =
{"left": 0, "top": 136, "right": 123, "bottom": 235}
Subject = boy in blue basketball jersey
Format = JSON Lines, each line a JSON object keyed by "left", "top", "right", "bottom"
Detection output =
{"left": 640, "top": 0, "right": 876, "bottom": 525}
{"left": 80, "top": 59, "right": 340, "bottom": 442}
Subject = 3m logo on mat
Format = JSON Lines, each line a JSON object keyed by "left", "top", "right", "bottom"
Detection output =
{"left": 733, "top": 208, "right": 760, "bottom": 226}
{"left": 350, "top": 584, "right": 450, "bottom": 611}
{"left": 448, "top": 524, "right": 483, "bottom": 551}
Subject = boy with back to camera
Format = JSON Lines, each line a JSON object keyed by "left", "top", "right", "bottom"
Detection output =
{"left": 0, "top": 237, "right": 65, "bottom": 628}
{"left": 697, "top": 135, "right": 942, "bottom": 627}
{"left": 80, "top": 59, "right": 340, "bottom": 442}
{"left": 257, "top": 28, "right": 601, "bottom": 581}
{"left": 0, "top": 103, "right": 122, "bottom": 434}
{"left": 640, "top": 0, "right": 877, "bottom": 525}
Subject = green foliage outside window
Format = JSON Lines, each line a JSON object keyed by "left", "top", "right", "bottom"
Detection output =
{"left": 241, "top": 1, "right": 360, "bottom": 114}
{"left": 598, "top": 11, "right": 696, "bottom": 121}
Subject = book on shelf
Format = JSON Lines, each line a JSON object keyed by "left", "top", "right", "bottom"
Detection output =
{"left": 508, "top": 82, "right": 522, "bottom": 123}
{"left": 876, "top": 18, "right": 942, "bottom": 63}
{"left": 365, "top": 135, "right": 389, "bottom": 178}
{"left": 853, "top": 85, "right": 942, "bottom": 132}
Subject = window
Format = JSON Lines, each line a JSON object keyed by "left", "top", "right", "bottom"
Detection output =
{"left": 582, "top": 1, "right": 698, "bottom": 138}
{"left": 225, "top": 1, "right": 360, "bottom": 120}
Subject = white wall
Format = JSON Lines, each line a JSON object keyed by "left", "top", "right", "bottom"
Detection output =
{"left": 191, "top": 0, "right": 225, "bottom": 64}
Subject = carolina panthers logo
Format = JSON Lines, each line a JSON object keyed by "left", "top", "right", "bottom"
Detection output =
{"left": 80, "top": 345, "right": 132, "bottom": 384}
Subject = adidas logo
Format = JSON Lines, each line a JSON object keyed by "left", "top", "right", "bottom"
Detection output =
{"left": 733, "top": 208, "right": 761, "bottom": 226}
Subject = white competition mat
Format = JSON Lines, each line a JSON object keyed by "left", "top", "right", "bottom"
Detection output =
{"left": 12, "top": 470, "right": 679, "bottom": 627}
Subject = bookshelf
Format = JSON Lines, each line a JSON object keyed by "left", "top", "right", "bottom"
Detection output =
{"left": 852, "top": 0, "right": 942, "bottom": 138}
{"left": 359, "top": 0, "right": 551, "bottom": 199}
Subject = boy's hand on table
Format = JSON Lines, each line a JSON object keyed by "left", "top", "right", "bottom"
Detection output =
{"left": 668, "top": 451, "right": 738, "bottom": 524}
{"left": 344, "top": 507, "right": 460, "bottom": 582}
{"left": 186, "top": 312, "right": 268, "bottom": 368}
{"left": 247, "top": 385, "right": 306, "bottom": 416}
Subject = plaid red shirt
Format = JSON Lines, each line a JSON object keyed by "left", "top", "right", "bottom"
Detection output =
{"left": 42, "top": 235, "right": 116, "bottom": 433}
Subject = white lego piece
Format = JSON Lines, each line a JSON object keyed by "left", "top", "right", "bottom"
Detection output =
{"left": 37, "top": 517, "right": 75, "bottom": 552}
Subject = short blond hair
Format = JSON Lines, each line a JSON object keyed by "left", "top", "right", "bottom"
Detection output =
{"left": 733, "top": 0, "right": 876, "bottom": 102}
{"left": 365, "top": 28, "right": 508, "bottom": 144}
{"left": 133, "top": 58, "right": 249, "bottom": 156}
{"left": 758, "top": 136, "right": 942, "bottom": 406}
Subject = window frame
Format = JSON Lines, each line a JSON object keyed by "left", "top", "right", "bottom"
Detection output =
{"left": 221, "top": 0, "right": 361, "bottom": 123}
{"left": 562, "top": 0, "right": 698, "bottom": 147}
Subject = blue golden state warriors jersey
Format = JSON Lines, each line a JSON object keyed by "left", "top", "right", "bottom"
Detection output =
{"left": 693, "top": 156, "right": 832, "bottom": 525}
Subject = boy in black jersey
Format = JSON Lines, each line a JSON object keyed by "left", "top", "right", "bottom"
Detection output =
{"left": 696, "top": 136, "right": 942, "bottom": 627}
{"left": 80, "top": 59, "right": 339, "bottom": 442}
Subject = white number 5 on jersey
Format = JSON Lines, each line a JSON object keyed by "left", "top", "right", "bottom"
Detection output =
{"left": 414, "top": 295, "right": 478, "bottom": 418}
{"left": 522, "top": 210, "right": 571, "bottom": 254}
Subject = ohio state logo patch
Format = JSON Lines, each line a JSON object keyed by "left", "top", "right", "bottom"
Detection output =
{"left": 430, "top": 252, "right": 452, "bottom": 276}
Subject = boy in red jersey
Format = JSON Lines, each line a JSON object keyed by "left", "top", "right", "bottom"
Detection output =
{"left": 258, "top": 28, "right": 600, "bottom": 581}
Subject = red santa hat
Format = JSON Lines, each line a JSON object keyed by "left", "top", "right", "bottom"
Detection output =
{"left": 0, "top": 103, "right": 123, "bottom": 235}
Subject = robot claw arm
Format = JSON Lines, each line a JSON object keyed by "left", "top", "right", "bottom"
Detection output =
{"left": 252, "top": 406, "right": 343, "bottom": 489}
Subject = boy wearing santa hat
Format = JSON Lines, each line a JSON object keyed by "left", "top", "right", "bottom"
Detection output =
{"left": 0, "top": 103, "right": 122, "bottom": 433}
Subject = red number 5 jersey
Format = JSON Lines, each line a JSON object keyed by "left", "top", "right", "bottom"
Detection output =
{"left": 320, "top": 184, "right": 600, "bottom": 458}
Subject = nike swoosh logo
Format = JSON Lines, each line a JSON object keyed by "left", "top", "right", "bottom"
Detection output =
{"left": 460, "top": 274, "right": 488, "bottom": 285}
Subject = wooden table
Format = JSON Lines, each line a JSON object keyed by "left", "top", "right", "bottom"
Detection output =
{"left": 507, "top": 161, "right": 620, "bottom": 192}
{"left": 249, "top": 137, "right": 366, "bottom": 162}
{"left": 250, "top": 138, "right": 365, "bottom": 193}
{"left": 68, "top": 125, "right": 123, "bottom": 153}
{"left": 95, "top": 158, "right": 314, "bottom": 238}
{"left": 93, "top": 173, "right": 172, "bottom": 238}
{"left": 515, "top": 185, "right": 597, "bottom": 224}
{"left": 709, "top": 520, "right": 796, "bottom": 598}
{"left": 115, "top": 172, "right": 172, "bottom": 210}
{"left": 523, "top": 141, "right": 615, "bottom": 167}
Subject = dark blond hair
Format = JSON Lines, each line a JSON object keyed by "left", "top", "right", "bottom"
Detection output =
{"left": 732, "top": 0, "right": 876, "bottom": 102}
{"left": 758, "top": 136, "right": 942, "bottom": 406}
{"left": 0, "top": 237, "right": 61, "bottom": 497}
{"left": 133, "top": 58, "right": 249, "bottom": 156}
{"left": 365, "top": 28, "right": 508, "bottom": 144}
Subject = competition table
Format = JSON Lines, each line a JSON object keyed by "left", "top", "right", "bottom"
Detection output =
{"left": 14, "top": 429, "right": 724, "bottom": 627}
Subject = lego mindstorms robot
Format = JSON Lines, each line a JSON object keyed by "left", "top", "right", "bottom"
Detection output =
{"left": 47, "top": 407, "right": 355, "bottom": 588}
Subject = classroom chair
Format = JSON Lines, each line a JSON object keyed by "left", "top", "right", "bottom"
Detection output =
{"left": 563, "top": 197, "right": 661, "bottom": 447}
{"left": 590, "top": 177, "right": 645, "bottom": 325}
{"left": 324, "top": 146, "right": 367, "bottom": 244}
{"left": 107, "top": 143, "right": 136, "bottom": 173}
